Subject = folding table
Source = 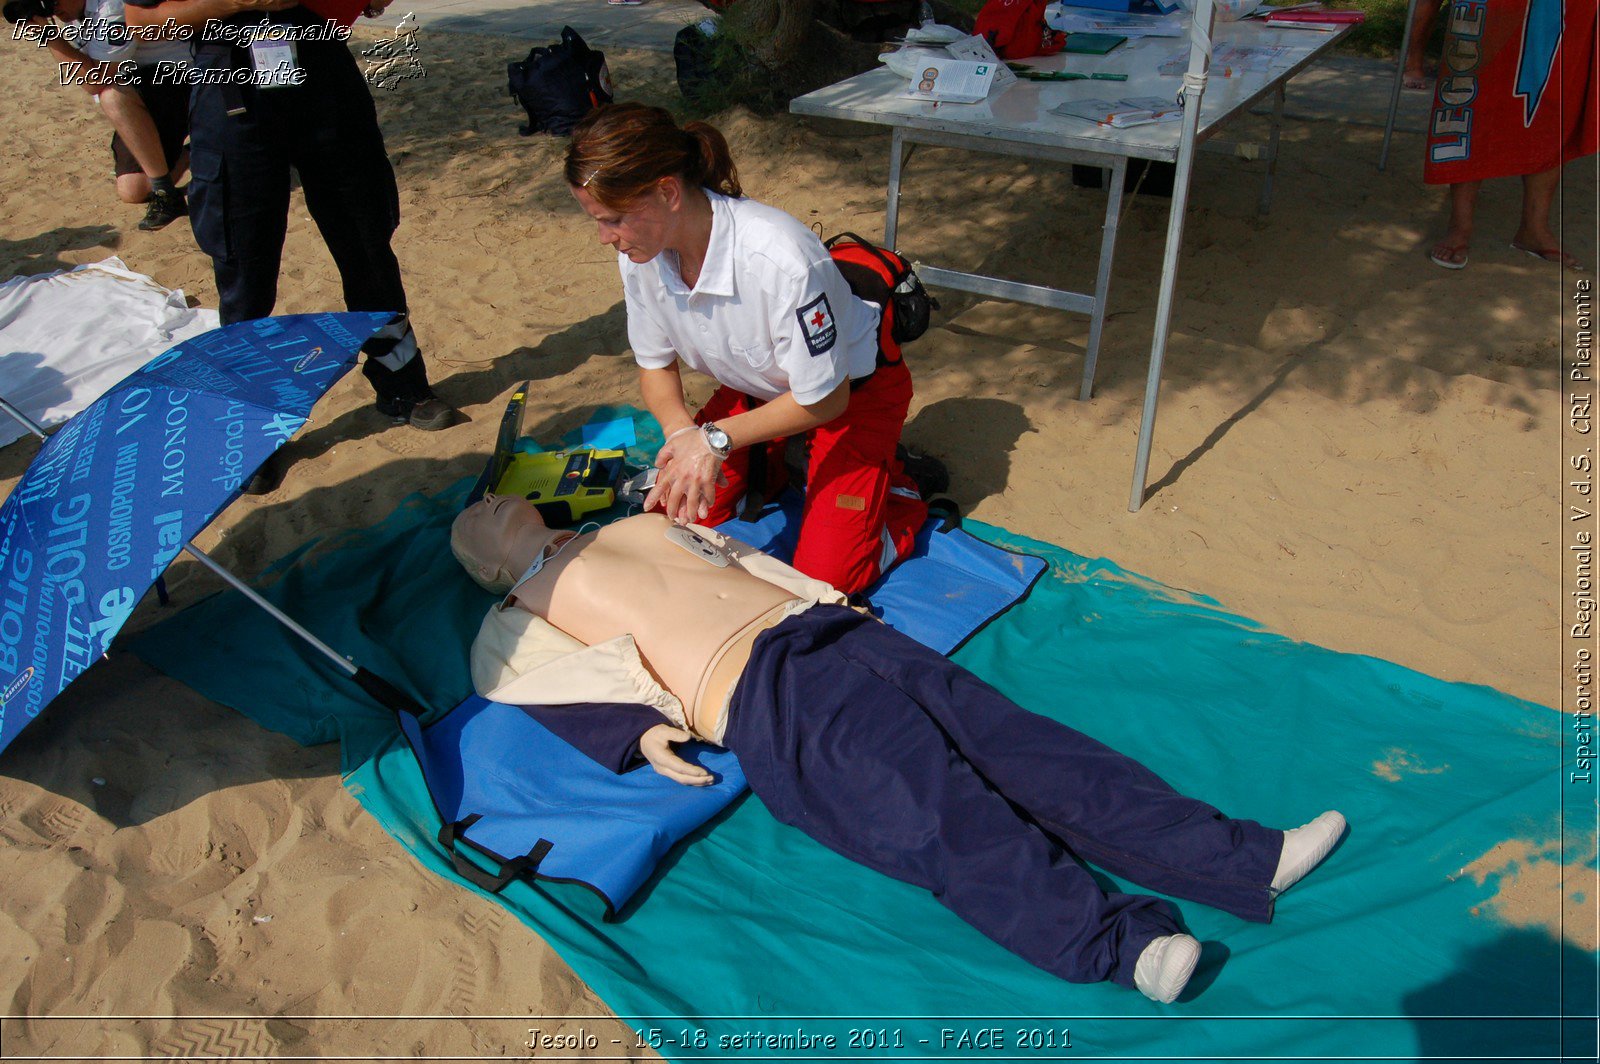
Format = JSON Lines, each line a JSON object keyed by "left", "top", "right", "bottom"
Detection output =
{"left": 790, "top": 17, "right": 1353, "bottom": 509}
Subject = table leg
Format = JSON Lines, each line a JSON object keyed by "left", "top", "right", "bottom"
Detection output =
{"left": 1258, "top": 83, "right": 1285, "bottom": 216}
{"left": 885, "top": 127, "right": 907, "bottom": 248}
{"left": 1380, "top": 0, "right": 1419, "bottom": 172}
{"left": 1080, "top": 155, "right": 1127, "bottom": 402}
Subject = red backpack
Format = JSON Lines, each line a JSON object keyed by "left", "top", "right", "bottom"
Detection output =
{"left": 824, "top": 232, "right": 938, "bottom": 367}
{"left": 973, "top": 0, "right": 1065, "bottom": 60}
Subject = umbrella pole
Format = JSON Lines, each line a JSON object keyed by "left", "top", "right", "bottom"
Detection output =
{"left": 1379, "top": 0, "right": 1420, "bottom": 172}
{"left": 0, "top": 396, "right": 48, "bottom": 440}
{"left": 183, "top": 546, "right": 356, "bottom": 674}
{"left": 1128, "top": 0, "right": 1215, "bottom": 512}
{"left": 181, "top": 545, "right": 428, "bottom": 717}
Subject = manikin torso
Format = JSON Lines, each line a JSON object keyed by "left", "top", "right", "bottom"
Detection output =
{"left": 510, "top": 513, "right": 798, "bottom": 733}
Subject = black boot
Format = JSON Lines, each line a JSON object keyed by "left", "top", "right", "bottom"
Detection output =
{"left": 364, "top": 340, "right": 456, "bottom": 431}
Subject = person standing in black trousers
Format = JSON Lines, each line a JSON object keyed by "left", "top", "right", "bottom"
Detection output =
{"left": 125, "top": 0, "right": 454, "bottom": 492}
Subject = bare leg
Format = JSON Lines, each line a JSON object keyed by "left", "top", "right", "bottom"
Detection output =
{"left": 95, "top": 84, "right": 169, "bottom": 186}
{"left": 115, "top": 172, "right": 152, "bottom": 204}
{"left": 1404, "top": 1, "right": 1441, "bottom": 89}
{"left": 1511, "top": 167, "right": 1584, "bottom": 269}
{"left": 1429, "top": 180, "right": 1478, "bottom": 268}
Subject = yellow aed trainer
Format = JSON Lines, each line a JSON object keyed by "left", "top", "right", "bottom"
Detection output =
{"left": 469, "top": 381, "right": 627, "bottom": 527}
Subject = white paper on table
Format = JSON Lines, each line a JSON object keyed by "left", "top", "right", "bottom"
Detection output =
{"left": 1052, "top": 94, "right": 1184, "bottom": 127}
{"left": 1044, "top": 3, "right": 1187, "bottom": 37}
{"left": 881, "top": 43, "right": 952, "bottom": 78}
{"left": 904, "top": 22, "right": 967, "bottom": 44}
{"left": 1262, "top": 18, "right": 1342, "bottom": 30}
{"left": 903, "top": 57, "right": 998, "bottom": 103}
{"left": 1157, "top": 42, "right": 1295, "bottom": 76}
{"left": 944, "top": 34, "right": 1017, "bottom": 88}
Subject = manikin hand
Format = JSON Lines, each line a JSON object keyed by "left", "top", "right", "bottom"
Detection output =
{"left": 640, "top": 724, "right": 714, "bottom": 787}
{"left": 646, "top": 426, "right": 725, "bottom": 526}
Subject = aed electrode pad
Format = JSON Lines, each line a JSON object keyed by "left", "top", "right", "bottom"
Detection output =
{"left": 664, "top": 525, "right": 731, "bottom": 568}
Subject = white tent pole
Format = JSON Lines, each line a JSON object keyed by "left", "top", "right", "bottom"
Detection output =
{"left": 1378, "top": 0, "right": 1420, "bottom": 171}
{"left": 0, "top": 396, "right": 47, "bottom": 440}
{"left": 1128, "top": 0, "right": 1216, "bottom": 512}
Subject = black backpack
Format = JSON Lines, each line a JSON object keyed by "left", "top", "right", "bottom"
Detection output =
{"left": 507, "top": 26, "right": 613, "bottom": 137}
{"left": 673, "top": 19, "right": 719, "bottom": 105}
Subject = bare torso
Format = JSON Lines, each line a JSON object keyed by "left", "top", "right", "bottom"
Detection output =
{"left": 510, "top": 513, "right": 797, "bottom": 732}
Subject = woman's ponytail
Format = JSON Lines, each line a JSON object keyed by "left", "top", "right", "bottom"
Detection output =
{"left": 566, "top": 102, "right": 742, "bottom": 207}
{"left": 684, "top": 121, "right": 742, "bottom": 199}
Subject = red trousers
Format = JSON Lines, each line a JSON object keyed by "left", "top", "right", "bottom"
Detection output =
{"left": 696, "top": 362, "right": 927, "bottom": 595}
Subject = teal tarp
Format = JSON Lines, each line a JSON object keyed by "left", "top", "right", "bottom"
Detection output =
{"left": 132, "top": 422, "right": 1596, "bottom": 1062}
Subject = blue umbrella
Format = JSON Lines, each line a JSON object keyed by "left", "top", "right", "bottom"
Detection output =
{"left": 0, "top": 312, "right": 425, "bottom": 756}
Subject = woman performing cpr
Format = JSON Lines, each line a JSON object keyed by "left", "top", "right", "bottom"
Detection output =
{"left": 565, "top": 103, "right": 927, "bottom": 595}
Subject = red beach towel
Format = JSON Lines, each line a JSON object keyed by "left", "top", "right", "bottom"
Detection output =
{"left": 1424, "top": 0, "right": 1598, "bottom": 184}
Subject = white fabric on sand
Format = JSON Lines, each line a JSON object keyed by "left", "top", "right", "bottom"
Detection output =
{"left": 0, "top": 258, "right": 219, "bottom": 448}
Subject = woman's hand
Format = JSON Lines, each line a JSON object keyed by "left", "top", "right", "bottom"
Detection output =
{"left": 640, "top": 724, "right": 713, "bottom": 786}
{"left": 647, "top": 426, "right": 725, "bottom": 525}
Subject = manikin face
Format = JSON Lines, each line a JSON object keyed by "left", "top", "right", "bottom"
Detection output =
{"left": 570, "top": 180, "right": 678, "bottom": 264}
{"left": 451, "top": 494, "right": 557, "bottom": 594}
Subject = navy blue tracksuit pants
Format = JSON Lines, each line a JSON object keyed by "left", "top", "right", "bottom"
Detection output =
{"left": 725, "top": 606, "right": 1284, "bottom": 989}
{"left": 181, "top": 30, "right": 428, "bottom": 403}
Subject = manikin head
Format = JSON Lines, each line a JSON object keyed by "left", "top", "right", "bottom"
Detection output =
{"left": 450, "top": 494, "right": 567, "bottom": 595}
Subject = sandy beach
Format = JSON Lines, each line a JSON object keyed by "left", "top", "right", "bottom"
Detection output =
{"left": 0, "top": 15, "right": 1593, "bottom": 1055}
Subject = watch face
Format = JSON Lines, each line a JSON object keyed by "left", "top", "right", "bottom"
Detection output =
{"left": 706, "top": 426, "right": 731, "bottom": 454}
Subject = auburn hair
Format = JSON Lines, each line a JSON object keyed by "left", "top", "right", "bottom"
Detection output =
{"left": 565, "top": 102, "right": 742, "bottom": 209}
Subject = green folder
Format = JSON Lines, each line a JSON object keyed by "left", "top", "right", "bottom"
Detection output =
{"left": 1063, "top": 32, "right": 1126, "bottom": 54}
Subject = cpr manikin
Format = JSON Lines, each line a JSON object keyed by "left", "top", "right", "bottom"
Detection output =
{"left": 451, "top": 495, "right": 1347, "bottom": 1004}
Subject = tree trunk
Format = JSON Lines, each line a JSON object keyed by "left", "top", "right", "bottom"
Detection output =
{"left": 724, "top": 0, "right": 885, "bottom": 101}
{"left": 734, "top": 0, "right": 823, "bottom": 69}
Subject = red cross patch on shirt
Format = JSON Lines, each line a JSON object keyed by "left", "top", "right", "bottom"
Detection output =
{"left": 796, "top": 293, "right": 837, "bottom": 357}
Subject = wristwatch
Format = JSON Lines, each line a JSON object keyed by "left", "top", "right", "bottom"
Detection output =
{"left": 701, "top": 422, "right": 732, "bottom": 460}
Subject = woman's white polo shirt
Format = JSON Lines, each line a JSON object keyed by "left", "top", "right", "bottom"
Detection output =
{"left": 620, "top": 190, "right": 881, "bottom": 406}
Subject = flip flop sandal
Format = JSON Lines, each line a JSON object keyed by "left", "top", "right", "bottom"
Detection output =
{"left": 1429, "top": 244, "right": 1469, "bottom": 270}
{"left": 1510, "top": 242, "right": 1587, "bottom": 271}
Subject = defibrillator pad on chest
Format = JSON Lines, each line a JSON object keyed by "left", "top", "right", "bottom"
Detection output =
{"left": 664, "top": 526, "right": 731, "bottom": 567}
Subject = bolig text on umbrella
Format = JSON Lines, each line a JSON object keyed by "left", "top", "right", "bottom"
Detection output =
{"left": 0, "top": 312, "right": 397, "bottom": 756}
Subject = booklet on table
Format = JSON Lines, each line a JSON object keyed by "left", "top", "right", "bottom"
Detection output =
{"left": 1052, "top": 94, "right": 1183, "bottom": 127}
{"left": 898, "top": 34, "right": 1015, "bottom": 103}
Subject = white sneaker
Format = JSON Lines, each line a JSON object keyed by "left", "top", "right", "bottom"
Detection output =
{"left": 1133, "top": 934, "right": 1200, "bottom": 1004}
{"left": 1270, "top": 810, "right": 1347, "bottom": 893}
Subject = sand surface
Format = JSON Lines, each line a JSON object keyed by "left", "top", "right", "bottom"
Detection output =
{"left": 0, "top": 22, "right": 1594, "bottom": 1055}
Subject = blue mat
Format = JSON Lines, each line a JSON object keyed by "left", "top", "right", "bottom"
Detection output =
{"left": 130, "top": 410, "right": 1596, "bottom": 1061}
